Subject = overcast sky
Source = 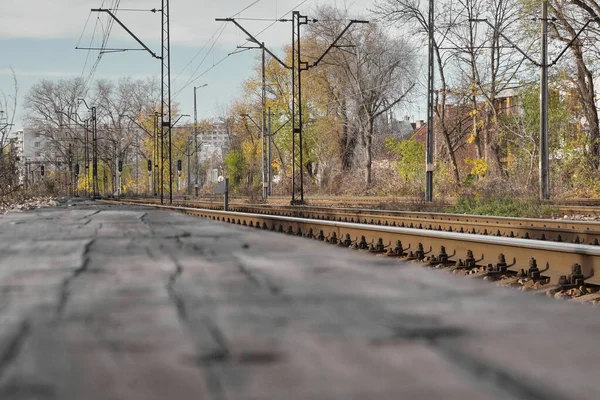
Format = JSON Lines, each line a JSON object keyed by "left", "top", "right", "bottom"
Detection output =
{"left": 1, "top": 0, "right": 425, "bottom": 130}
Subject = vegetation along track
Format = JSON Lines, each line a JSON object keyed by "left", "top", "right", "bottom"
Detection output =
{"left": 108, "top": 199, "right": 600, "bottom": 289}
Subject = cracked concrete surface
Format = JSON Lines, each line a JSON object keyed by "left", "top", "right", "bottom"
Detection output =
{"left": 0, "top": 199, "right": 600, "bottom": 399}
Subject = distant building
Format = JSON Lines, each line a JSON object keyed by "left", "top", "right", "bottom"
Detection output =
{"left": 7, "top": 129, "right": 55, "bottom": 184}
{"left": 196, "top": 121, "right": 229, "bottom": 164}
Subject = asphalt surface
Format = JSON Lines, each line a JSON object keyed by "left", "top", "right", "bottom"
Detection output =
{"left": 0, "top": 198, "right": 599, "bottom": 400}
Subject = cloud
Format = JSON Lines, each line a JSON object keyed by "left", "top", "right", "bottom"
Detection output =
{"left": 0, "top": 68, "right": 80, "bottom": 78}
{"left": 0, "top": 0, "right": 374, "bottom": 47}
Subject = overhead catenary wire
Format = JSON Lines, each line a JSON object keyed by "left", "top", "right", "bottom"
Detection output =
{"left": 174, "top": 0, "right": 312, "bottom": 100}
{"left": 172, "top": 0, "right": 267, "bottom": 91}
{"left": 81, "top": 0, "right": 122, "bottom": 96}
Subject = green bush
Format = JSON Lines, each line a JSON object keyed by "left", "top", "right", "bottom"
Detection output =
{"left": 450, "top": 194, "right": 557, "bottom": 218}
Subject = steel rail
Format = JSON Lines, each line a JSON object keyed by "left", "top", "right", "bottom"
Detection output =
{"left": 119, "top": 198, "right": 600, "bottom": 244}
{"left": 107, "top": 200, "right": 599, "bottom": 286}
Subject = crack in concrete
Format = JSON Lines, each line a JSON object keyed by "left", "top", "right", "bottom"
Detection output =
{"left": 0, "top": 321, "right": 30, "bottom": 382}
{"left": 165, "top": 249, "right": 230, "bottom": 400}
{"left": 56, "top": 239, "right": 95, "bottom": 317}
{"left": 77, "top": 210, "right": 101, "bottom": 221}
{"left": 235, "top": 260, "right": 283, "bottom": 297}
{"left": 166, "top": 261, "right": 187, "bottom": 321}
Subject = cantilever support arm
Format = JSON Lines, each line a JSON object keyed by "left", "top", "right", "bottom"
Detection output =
{"left": 309, "top": 20, "right": 369, "bottom": 69}
{"left": 121, "top": 115, "right": 154, "bottom": 138}
{"left": 549, "top": 18, "right": 594, "bottom": 66}
{"left": 92, "top": 8, "right": 161, "bottom": 59}
{"left": 216, "top": 18, "right": 291, "bottom": 69}
{"left": 470, "top": 19, "right": 540, "bottom": 66}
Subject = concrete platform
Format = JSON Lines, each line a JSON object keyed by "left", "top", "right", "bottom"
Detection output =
{"left": 0, "top": 199, "right": 599, "bottom": 400}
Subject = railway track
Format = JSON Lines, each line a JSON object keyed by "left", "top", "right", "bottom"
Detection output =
{"left": 120, "top": 197, "right": 600, "bottom": 244}
{"left": 107, "top": 199, "right": 600, "bottom": 289}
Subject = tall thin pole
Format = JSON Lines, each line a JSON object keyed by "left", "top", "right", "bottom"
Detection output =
{"left": 84, "top": 119, "right": 89, "bottom": 197}
{"left": 291, "top": 12, "right": 296, "bottom": 204}
{"left": 114, "top": 141, "right": 119, "bottom": 197}
{"left": 268, "top": 107, "right": 272, "bottom": 196}
{"left": 154, "top": 112, "right": 159, "bottom": 196}
{"left": 193, "top": 86, "right": 198, "bottom": 195}
{"left": 135, "top": 130, "right": 139, "bottom": 196}
{"left": 426, "top": 0, "right": 434, "bottom": 202}
{"left": 187, "top": 136, "right": 191, "bottom": 195}
{"left": 160, "top": 0, "right": 172, "bottom": 204}
{"left": 540, "top": 0, "right": 550, "bottom": 200}
{"left": 167, "top": 0, "right": 173, "bottom": 204}
{"left": 297, "top": 19, "right": 304, "bottom": 204}
{"left": 262, "top": 44, "right": 268, "bottom": 200}
{"left": 160, "top": 2, "right": 165, "bottom": 205}
{"left": 92, "top": 106, "right": 98, "bottom": 199}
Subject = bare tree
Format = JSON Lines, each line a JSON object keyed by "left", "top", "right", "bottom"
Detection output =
{"left": 308, "top": 5, "right": 418, "bottom": 187}
{"left": 549, "top": 0, "right": 600, "bottom": 170}
{"left": 24, "top": 77, "right": 159, "bottom": 194}
{"left": 374, "top": 0, "right": 465, "bottom": 184}
{"left": 0, "top": 68, "right": 19, "bottom": 200}
{"left": 0, "top": 68, "right": 18, "bottom": 158}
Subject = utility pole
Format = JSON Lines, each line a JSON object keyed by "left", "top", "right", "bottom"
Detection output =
{"left": 291, "top": 12, "right": 367, "bottom": 204}
{"left": 68, "top": 143, "right": 73, "bottom": 197}
{"left": 84, "top": 119, "right": 89, "bottom": 197}
{"left": 471, "top": 8, "right": 593, "bottom": 201}
{"left": 268, "top": 107, "right": 272, "bottom": 196}
{"left": 540, "top": 0, "right": 550, "bottom": 200}
{"left": 135, "top": 129, "right": 139, "bottom": 196}
{"left": 291, "top": 11, "right": 307, "bottom": 205}
{"left": 92, "top": 106, "right": 98, "bottom": 199}
{"left": 186, "top": 136, "right": 191, "bottom": 195}
{"left": 89, "top": 6, "right": 165, "bottom": 201}
{"left": 426, "top": 0, "right": 434, "bottom": 203}
{"left": 261, "top": 43, "right": 268, "bottom": 200}
{"left": 192, "top": 85, "right": 198, "bottom": 196}
{"left": 154, "top": 112, "right": 159, "bottom": 196}
{"left": 218, "top": 15, "right": 366, "bottom": 205}
{"left": 114, "top": 141, "right": 119, "bottom": 197}
{"left": 160, "top": 0, "right": 172, "bottom": 204}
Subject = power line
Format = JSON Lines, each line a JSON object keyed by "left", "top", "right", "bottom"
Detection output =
{"left": 173, "top": 0, "right": 266, "bottom": 90}
{"left": 175, "top": 0, "right": 311, "bottom": 99}
{"left": 172, "top": 23, "right": 227, "bottom": 85}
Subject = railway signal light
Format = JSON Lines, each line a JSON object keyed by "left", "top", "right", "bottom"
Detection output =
{"left": 148, "top": 159, "right": 152, "bottom": 172}
{"left": 118, "top": 160, "right": 123, "bottom": 172}
{"left": 40, "top": 165, "right": 45, "bottom": 176}
{"left": 177, "top": 159, "right": 182, "bottom": 172}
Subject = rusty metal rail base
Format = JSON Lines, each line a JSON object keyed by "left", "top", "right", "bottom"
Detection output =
{"left": 106, "top": 200, "right": 599, "bottom": 286}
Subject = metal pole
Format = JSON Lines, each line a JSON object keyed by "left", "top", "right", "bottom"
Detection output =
{"left": 115, "top": 141, "right": 119, "bottom": 198}
{"left": 291, "top": 12, "right": 296, "bottom": 204}
{"left": 92, "top": 106, "right": 98, "bottom": 199}
{"left": 192, "top": 85, "right": 198, "bottom": 195}
{"left": 84, "top": 120, "right": 89, "bottom": 197}
{"left": 187, "top": 137, "right": 191, "bottom": 195}
{"left": 540, "top": 0, "right": 550, "bottom": 200}
{"left": 224, "top": 178, "right": 229, "bottom": 211}
{"left": 166, "top": 0, "right": 173, "bottom": 204}
{"left": 68, "top": 143, "right": 73, "bottom": 197}
{"left": 153, "top": 113, "right": 156, "bottom": 196}
{"left": 298, "top": 18, "right": 304, "bottom": 204}
{"left": 268, "top": 107, "right": 272, "bottom": 196}
{"left": 135, "top": 130, "right": 139, "bottom": 196}
{"left": 160, "top": 1, "right": 165, "bottom": 205}
{"left": 194, "top": 134, "right": 199, "bottom": 196}
{"left": 425, "top": 0, "right": 434, "bottom": 202}
{"left": 262, "top": 44, "right": 268, "bottom": 200}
